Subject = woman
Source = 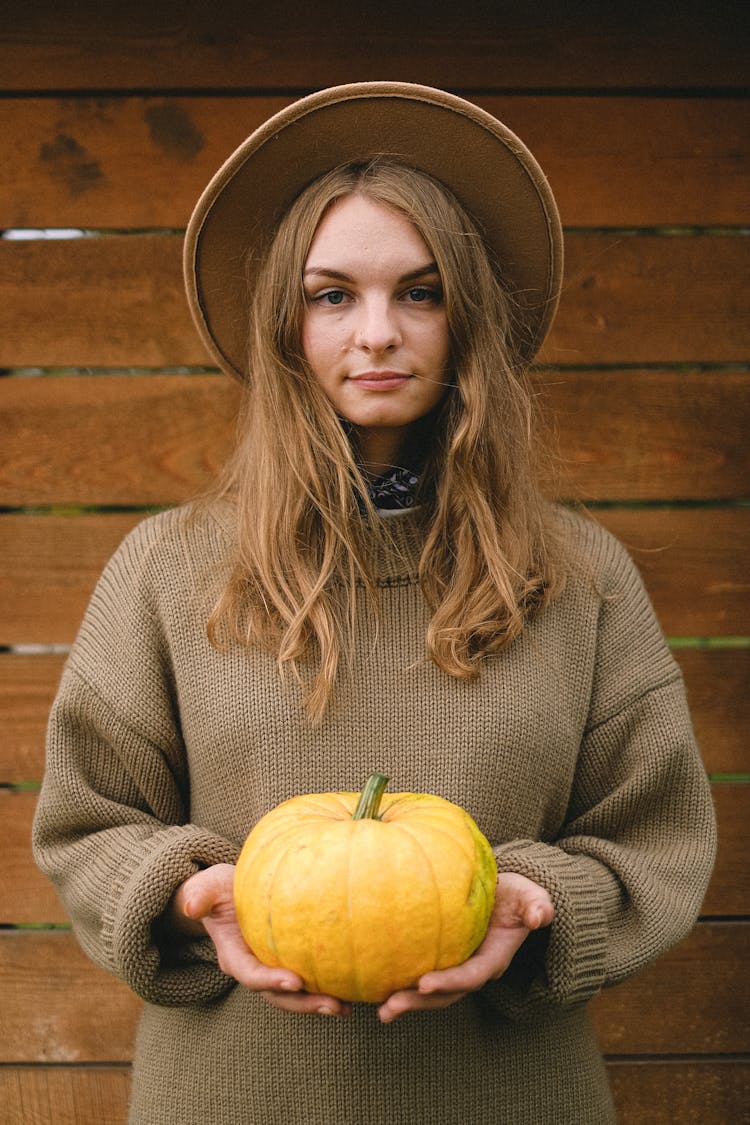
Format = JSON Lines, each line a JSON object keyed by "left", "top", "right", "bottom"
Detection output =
{"left": 33, "top": 83, "right": 716, "bottom": 1124}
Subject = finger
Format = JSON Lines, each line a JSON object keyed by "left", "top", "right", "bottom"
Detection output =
{"left": 378, "top": 989, "right": 467, "bottom": 1023}
{"left": 201, "top": 920, "right": 304, "bottom": 992}
{"left": 523, "top": 898, "right": 555, "bottom": 930}
{"left": 418, "top": 926, "right": 530, "bottom": 994}
{"left": 260, "top": 990, "right": 352, "bottom": 1018}
{"left": 182, "top": 864, "right": 236, "bottom": 919}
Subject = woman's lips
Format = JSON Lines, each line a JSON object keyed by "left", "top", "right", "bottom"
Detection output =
{"left": 348, "top": 371, "right": 412, "bottom": 390}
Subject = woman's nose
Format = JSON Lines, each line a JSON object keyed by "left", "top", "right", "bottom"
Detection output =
{"left": 353, "top": 298, "right": 401, "bottom": 353}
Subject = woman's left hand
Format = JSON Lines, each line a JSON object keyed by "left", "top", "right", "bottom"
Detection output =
{"left": 377, "top": 871, "right": 554, "bottom": 1024}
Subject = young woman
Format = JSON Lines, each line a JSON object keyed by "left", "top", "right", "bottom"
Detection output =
{"left": 33, "top": 83, "right": 716, "bottom": 1125}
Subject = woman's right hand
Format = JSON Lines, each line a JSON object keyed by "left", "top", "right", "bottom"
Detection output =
{"left": 167, "top": 864, "right": 352, "bottom": 1018}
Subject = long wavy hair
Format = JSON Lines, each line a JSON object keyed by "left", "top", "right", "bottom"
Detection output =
{"left": 206, "top": 158, "right": 565, "bottom": 721}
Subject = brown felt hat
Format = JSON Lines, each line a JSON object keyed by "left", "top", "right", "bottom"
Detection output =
{"left": 184, "top": 81, "right": 563, "bottom": 381}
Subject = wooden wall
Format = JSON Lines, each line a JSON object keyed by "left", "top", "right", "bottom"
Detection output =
{"left": 1, "top": 4, "right": 748, "bottom": 1121}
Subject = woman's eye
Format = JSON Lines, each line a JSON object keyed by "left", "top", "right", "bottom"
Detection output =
{"left": 405, "top": 286, "right": 439, "bottom": 303}
{"left": 317, "top": 290, "right": 346, "bottom": 306}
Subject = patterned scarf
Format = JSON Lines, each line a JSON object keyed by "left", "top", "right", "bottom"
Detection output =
{"left": 366, "top": 465, "right": 421, "bottom": 510}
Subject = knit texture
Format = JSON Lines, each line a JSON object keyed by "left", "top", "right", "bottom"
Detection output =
{"left": 32, "top": 501, "right": 716, "bottom": 1125}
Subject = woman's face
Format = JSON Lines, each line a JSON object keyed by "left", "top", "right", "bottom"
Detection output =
{"left": 301, "top": 192, "right": 451, "bottom": 473}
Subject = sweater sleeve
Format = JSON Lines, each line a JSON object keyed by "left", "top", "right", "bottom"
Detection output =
{"left": 32, "top": 517, "right": 240, "bottom": 1007}
{"left": 486, "top": 525, "right": 717, "bottom": 1018}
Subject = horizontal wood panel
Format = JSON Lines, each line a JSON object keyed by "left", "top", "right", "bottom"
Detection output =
{"left": 676, "top": 648, "right": 750, "bottom": 777}
{"left": 2, "top": 1061, "right": 748, "bottom": 1125}
{"left": 2, "top": 508, "right": 747, "bottom": 644}
{"left": 540, "top": 368, "right": 750, "bottom": 502}
{"left": 591, "top": 923, "right": 750, "bottom": 1054}
{"left": 2, "top": 368, "right": 749, "bottom": 506}
{"left": 2, "top": 96, "right": 747, "bottom": 228}
{"left": 2, "top": 648, "right": 746, "bottom": 784}
{"left": 1, "top": 235, "right": 748, "bottom": 369}
{"left": 2, "top": 923, "right": 746, "bottom": 1061}
{"left": 0, "top": 374, "right": 238, "bottom": 507}
{"left": 0, "top": 508, "right": 746, "bottom": 643}
{"left": 606, "top": 1060, "right": 750, "bottom": 1125}
{"left": 2, "top": 930, "right": 141, "bottom": 1063}
{"left": 1, "top": 1066, "right": 131, "bottom": 1125}
{"left": 0, "top": 512, "right": 140, "bottom": 644}
{"left": 1, "top": 3, "right": 748, "bottom": 89}
{"left": 595, "top": 507, "right": 750, "bottom": 637}
{"left": 0, "top": 653, "right": 64, "bottom": 783}
{"left": 7, "top": 783, "right": 743, "bottom": 925}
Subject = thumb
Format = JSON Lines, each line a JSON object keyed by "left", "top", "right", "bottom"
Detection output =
{"left": 182, "top": 864, "right": 236, "bottom": 920}
{"left": 523, "top": 896, "right": 555, "bottom": 931}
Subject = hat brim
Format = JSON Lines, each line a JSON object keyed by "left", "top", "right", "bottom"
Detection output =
{"left": 183, "top": 82, "right": 563, "bottom": 381}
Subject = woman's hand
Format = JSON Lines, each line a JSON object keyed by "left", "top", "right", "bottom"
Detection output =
{"left": 166, "top": 864, "right": 352, "bottom": 1018}
{"left": 377, "top": 872, "right": 554, "bottom": 1024}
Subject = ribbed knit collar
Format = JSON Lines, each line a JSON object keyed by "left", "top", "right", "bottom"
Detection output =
{"left": 206, "top": 497, "right": 425, "bottom": 585}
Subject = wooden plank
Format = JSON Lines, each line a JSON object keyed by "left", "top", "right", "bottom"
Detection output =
{"left": 0, "top": 374, "right": 238, "bottom": 507}
{"left": 1, "top": 1066, "right": 131, "bottom": 1125}
{"left": 1, "top": 922, "right": 745, "bottom": 1061}
{"left": 540, "top": 234, "right": 750, "bottom": 367}
{"left": 0, "top": 653, "right": 65, "bottom": 784}
{"left": 0, "top": 234, "right": 748, "bottom": 369}
{"left": 1, "top": 1062, "right": 748, "bottom": 1125}
{"left": 596, "top": 507, "right": 750, "bottom": 637}
{"left": 2, "top": 648, "right": 745, "bottom": 784}
{"left": 2, "top": 369, "right": 748, "bottom": 506}
{"left": 2, "top": 507, "right": 747, "bottom": 644}
{"left": 702, "top": 784, "right": 750, "bottom": 916}
{"left": 590, "top": 923, "right": 750, "bottom": 1054}
{"left": 0, "top": 512, "right": 141, "bottom": 645}
{"left": 7, "top": 784, "right": 746, "bottom": 925}
{"left": 677, "top": 649, "right": 750, "bottom": 777}
{"left": 2, "top": 96, "right": 747, "bottom": 229}
{"left": 1, "top": 930, "right": 141, "bottom": 1063}
{"left": 538, "top": 368, "right": 750, "bottom": 503}
{"left": 0, "top": 374, "right": 220, "bottom": 505}
{"left": 0, "top": 2, "right": 747, "bottom": 90}
{"left": 606, "top": 1060, "right": 750, "bottom": 1125}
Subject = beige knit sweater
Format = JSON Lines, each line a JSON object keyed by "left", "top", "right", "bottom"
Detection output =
{"left": 33, "top": 501, "right": 716, "bottom": 1125}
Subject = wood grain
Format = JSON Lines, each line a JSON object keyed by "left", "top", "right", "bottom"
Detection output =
{"left": 676, "top": 648, "right": 750, "bottom": 776}
{"left": 2, "top": 96, "right": 747, "bottom": 229}
{"left": 0, "top": 512, "right": 141, "bottom": 645}
{"left": 590, "top": 923, "right": 750, "bottom": 1055}
{"left": 2, "top": 507, "right": 747, "bottom": 644}
{"left": 2, "top": 1060, "right": 748, "bottom": 1125}
{"left": 0, "top": 653, "right": 65, "bottom": 783}
{"left": 1, "top": 2, "right": 747, "bottom": 90}
{"left": 7, "top": 783, "right": 744, "bottom": 925}
{"left": 606, "top": 1060, "right": 750, "bottom": 1125}
{"left": 2, "top": 368, "right": 748, "bottom": 506}
{"left": 1, "top": 1066, "right": 131, "bottom": 1125}
{"left": 0, "top": 374, "right": 239, "bottom": 507}
{"left": 1, "top": 234, "right": 748, "bottom": 369}
{"left": 1, "top": 923, "right": 745, "bottom": 1061}
{"left": 2, "top": 647, "right": 745, "bottom": 784}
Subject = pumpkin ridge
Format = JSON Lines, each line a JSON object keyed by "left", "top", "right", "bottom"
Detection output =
{"left": 346, "top": 822, "right": 361, "bottom": 1000}
{"left": 391, "top": 815, "right": 475, "bottom": 868}
{"left": 388, "top": 820, "right": 444, "bottom": 970}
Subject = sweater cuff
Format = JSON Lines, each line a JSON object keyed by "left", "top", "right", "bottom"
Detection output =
{"left": 100, "top": 825, "right": 240, "bottom": 1006}
{"left": 490, "top": 840, "right": 616, "bottom": 1012}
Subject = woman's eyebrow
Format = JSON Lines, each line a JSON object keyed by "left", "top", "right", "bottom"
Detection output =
{"left": 303, "top": 262, "right": 440, "bottom": 282}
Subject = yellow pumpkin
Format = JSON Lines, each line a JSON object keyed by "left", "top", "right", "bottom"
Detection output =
{"left": 233, "top": 772, "right": 497, "bottom": 1003}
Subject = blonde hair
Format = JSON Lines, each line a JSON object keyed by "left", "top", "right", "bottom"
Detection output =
{"left": 207, "top": 159, "right": 565, "bottom": 721}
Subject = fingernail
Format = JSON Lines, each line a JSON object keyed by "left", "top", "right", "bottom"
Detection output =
{"left": 279, "top": 980, "right": 296, "bottom": 991}
{"left": 318, "top": 1005, "right": 336, "bottom": 1016}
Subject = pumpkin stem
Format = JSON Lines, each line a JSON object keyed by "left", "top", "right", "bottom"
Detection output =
{"left": 352, "top": 772, "right": 390, "bottom": 820}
